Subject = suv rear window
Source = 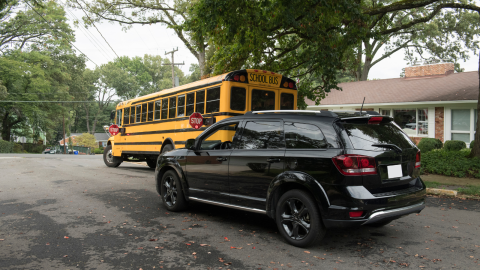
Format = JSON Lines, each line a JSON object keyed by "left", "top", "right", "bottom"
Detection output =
{"left": 340, "top": 122, "right": 416, "bottom": 150}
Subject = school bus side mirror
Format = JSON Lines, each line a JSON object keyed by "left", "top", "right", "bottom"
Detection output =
{"left": 110, "top": 111, "right": 115, "bottom": 120}
{"left": 185, "top": 139, "right": 196, "bottom": 150}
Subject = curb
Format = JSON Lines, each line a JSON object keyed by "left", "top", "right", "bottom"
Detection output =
{"left": 426, "top": 188, "right": 457, "bottom": 196}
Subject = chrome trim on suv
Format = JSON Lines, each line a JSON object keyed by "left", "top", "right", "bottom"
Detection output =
{"left": 363, "top": 202, "right": 425, "bottom": 225}
{"left": 189, "top": 197, "right": 267, "bottom": 214}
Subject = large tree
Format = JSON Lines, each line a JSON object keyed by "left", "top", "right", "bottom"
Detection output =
{"left": 68, "top": 0, "right": 210, "bottom": 77}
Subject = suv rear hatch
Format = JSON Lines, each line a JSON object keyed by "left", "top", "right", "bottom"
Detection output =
{"left": 335, "top": 115, "right": 421, "bottom": 192}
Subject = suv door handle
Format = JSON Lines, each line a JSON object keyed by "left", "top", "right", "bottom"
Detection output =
{"left": 267, "top": 158, "right": 281, "bottom": 163}
{"left": 216, "top": 157, "right": 227, "bottom": 161}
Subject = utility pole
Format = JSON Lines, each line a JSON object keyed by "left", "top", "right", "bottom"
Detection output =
{"left": 163, "top": 47, "right": 185, "bottom": 87}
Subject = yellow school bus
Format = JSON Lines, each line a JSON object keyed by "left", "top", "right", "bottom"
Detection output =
{"left": 103, "top": 69, "right": 298, "bottom": 168}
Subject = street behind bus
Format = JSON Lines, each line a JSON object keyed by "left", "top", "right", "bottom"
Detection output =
{"left": 0, "top": 154, "right": 479, "bottom": 269}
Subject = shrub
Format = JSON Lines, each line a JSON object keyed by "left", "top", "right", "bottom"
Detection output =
{"left": 422, "top": 149, "right": 480, "bottom": 178}
{"left": 13, "top": 143, "right": 23, "bottom": 153}
{"left": 471, "top": 140, "right": 476, "bottom": 149}
{"left": 444, "top": 140, "right": 466, "bottom": 151}
{"left": 417, "top": 138, "right": 443, "bottom": 153}
{"left": 94, "top": 148, "right": 103, "bottom": 154}
{"left": 0, "top": 140, "right": 14, "bottom": 153}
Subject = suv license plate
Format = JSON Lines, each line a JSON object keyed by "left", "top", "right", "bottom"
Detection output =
{"left": 387, "top": 165, "right": 403, "bottom": 179}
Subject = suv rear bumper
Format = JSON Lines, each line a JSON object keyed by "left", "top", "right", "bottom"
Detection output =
{"left": 323, "top": 201, "right": 425, "bottom": 228}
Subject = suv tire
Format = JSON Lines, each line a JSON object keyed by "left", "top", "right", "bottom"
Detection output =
{"left": 160, "top": 170, "right": 187, "bottom": 211}
{"left": 275, "top": 190, "right": 325, "bottom": 247}
{"left": 103, "top": 145, "right": 122, "bottom": 167}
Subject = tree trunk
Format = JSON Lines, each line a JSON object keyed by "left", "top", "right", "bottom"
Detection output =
{"left": 361, "top": 57, "right": 373, "bottom": 81}
{"left": 1, "top": 111, "right": 10, "bottom": 141}
{"left": 355, "top": 42, "right": 362, "bottom": 81}
{"left": 198, "top": 43, "right": 207, "bottom": 77}
{"left": 83, "top": 103, "right": 91, "bottom": 134}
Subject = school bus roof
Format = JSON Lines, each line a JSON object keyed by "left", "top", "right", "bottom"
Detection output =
{"left": 116, "top": 69, "right": 296, "bottom": 108}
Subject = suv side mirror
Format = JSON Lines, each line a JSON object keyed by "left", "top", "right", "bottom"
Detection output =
{"left": 185, "top": 139, "right": 196, "bottom": 150}
{"left": 110, "top": 111, "right": 115, "bottom": 120}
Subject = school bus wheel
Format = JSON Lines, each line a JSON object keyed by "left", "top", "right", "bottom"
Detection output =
{"left": 103, "top": 145, "right": 122, "bottom": 167}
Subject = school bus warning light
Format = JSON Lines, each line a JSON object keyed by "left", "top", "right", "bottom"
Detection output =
{"left": 189, "top": 113, "right": 204, "bottom": 129}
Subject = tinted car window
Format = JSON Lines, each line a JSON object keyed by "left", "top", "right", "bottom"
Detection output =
{"left": 237, "top": 121, "right": 285, "bottom": 149}
{"left": 251, "top": 89, "right": 275, "bottom": 111}
{"left": 284, "top": 122, "right": 327, "bottom": 149}
{"left": 200, "top": 123, "right": 238, "bottom": 150}
{"left": 340, "top": 122, "right": 416, "bottom": 150}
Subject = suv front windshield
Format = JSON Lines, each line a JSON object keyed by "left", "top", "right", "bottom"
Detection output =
{"left": 339, "top": 122, "right": 416, "bottom": 150}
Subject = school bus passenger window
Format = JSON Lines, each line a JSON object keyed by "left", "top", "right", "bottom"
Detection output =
{"left": 177, "top": 95, "right": 185, "bottom": 117}
{"left": 206, "top": 87, "right": 220, "bottom": 113}
{"left": 196, "top": 90, "right": 205, "bottom": 114}
{"left": 148, "top": 102, "right": 154, "bottom": 121}
{"left": 161, "top": 98, "right": 168, "bottom": 119}
{"left": 169, "top": 96, "right": 176, "bottom": 118}
{"left": 129, "top": 106, "right": 134, "bottom": 124}
{"left": 186, "top": 92, "right": 195, "bottom": 116}
{"left": 141, "top": 103, "right": 147, "bottom": 122}
{"left": 281, "top": 93, "right": 294, "bottom": 110}
{"left": 251, "top": 89, "right": 275, "bottom": 111}
{"left": 154, "top": 101, "right": 161, "bottom": 120}
{"left": 230, "top": 87, "right": 246, "bottom": 111}
{"left": 124, "top": 107, "right": 130, "bottom": 125}
{"left": 136, "top": 105, "right": 141, "bottom": 123}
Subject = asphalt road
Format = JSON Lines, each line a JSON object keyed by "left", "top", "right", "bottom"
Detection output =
{"left": 0, "top": 154, "right": 479, "bottom": 269}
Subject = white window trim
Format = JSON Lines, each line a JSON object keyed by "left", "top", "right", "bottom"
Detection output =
{"left": 445, "top": 108, "right": 477, "bottom": 147}
{"left": 387, "top": 108, "right": 430, "bottom": 137}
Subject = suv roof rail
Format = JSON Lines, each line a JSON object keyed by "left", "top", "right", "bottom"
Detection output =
{"left": 331, "top": 110, "right": 381, "bottom": 118}
{"left": 248, "top": 110, "right": 337, "bottom": 117}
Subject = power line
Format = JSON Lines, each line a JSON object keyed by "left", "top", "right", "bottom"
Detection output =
{"left": 24, "top": 1, "right": 99, "bottom": 67}
{"left": 74, "top": 0, "right": 128, "bottom": 68}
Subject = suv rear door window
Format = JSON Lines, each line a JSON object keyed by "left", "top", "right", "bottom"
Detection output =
{"left": 284, "top": 122, "right": 327, "bottom": 149}
{"left": 340, "top": 122, "right": 416, "bottom": 150}
{"left": 237, "top": 121, "right": 285, "bottom": 149}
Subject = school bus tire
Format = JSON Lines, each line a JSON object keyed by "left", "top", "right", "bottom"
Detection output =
{"left": 103, "top": 145, "right": 122, "bottom": 167}
{"left": 161, "top": 144, "right": 173, "bottom": 154}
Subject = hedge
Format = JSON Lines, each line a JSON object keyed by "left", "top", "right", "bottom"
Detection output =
{"left": 422, "top": 149, "right": 480, "bottom": 178}
{"left": 471, "top": 140, "right": 476, "bottom": 149}
{"left": 0, "top": 140, "right": 14, "bottom": 153}
{"left": 444, "top": 140, "right": 466, "bottom": 151}
{"left": 417, "top": 138, "right": 443, "bottom": 153}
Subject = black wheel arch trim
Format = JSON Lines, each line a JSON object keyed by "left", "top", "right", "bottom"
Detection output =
{"left": 266, "top": 171, "right": 330, "bottom": 219}
{"left": 156, "top": 157, "right": 188, "bottom": 201}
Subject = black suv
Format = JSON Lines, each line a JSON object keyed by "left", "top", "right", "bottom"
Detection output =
{"left": 155, "top": 110, "right": 426, "bottom": 247}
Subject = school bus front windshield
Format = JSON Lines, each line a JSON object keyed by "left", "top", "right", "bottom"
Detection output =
{"left": 106, "top": 69, "right": 298, "bottom": 167}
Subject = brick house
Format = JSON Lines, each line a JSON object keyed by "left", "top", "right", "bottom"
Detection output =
{"left": 306, "top": 62, "right": 478, "bottom": 146}
{"left": 59, "top": 133, "right": 110, "bottom": 148}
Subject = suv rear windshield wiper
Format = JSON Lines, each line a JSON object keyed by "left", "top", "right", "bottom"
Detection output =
{"left": 371, "top": 144, "right": 403, "bottom": 153}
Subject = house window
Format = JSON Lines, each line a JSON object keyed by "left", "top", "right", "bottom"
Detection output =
{"left": 380, "top": 109, "right": 391, "bottom": 116}
{"left": 451, "top": 109, "right": 477, "bottom": 145}
{"left": 393, "top": 109, "right": 428, "bottom": 136}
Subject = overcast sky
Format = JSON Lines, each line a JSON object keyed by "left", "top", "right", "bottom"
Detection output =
{"left": 67, "top": 6, "right": 479, "bottom": 80}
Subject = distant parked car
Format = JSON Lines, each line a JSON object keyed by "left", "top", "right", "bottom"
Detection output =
{"left": 42, "top": 148, "right": 51, "bottom": 154}
{"left": 405, "top": 123, "right": 416, "bottom": 130}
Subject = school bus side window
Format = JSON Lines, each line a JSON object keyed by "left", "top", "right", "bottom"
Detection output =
{"left": 161, "top": 98, "right": 168, "bottom": 119}
{"left": 186, "top": 92, "right": 195, "bottom": 116}
{"left": 177, "top": 95, "right": 185, "bottom": 117}
{"left": 124, "top": 107, "right": 130, "bottom": 125}
{"left": 141, "top": 103, "right": 147, "bottom": 122}
{"left": 136, "top": 105, "right": 141, "bottom": 123}
{"left": 230, "top": 87, "right": 246, "bottom": 111}
{"left": 206, "top": 87, "right": 220, "bottom": 113}
{"left": 168, "top": 96, "right": 176, "bottom": 118}
{"left": 154, "top": 101, "right": 161, "bottom": 120}
{"left": 129, "top": 106, "right": 135, "bottom": 124}
{"left": 148, "top": 102, "right": 154, "bottom": 121}
{"left": 196, "top": 90, "right": 205, "bottom": 114}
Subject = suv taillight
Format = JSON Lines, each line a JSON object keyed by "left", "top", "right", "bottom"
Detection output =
{"left": 332, "top": 155, "right": 377, "bottom": 176}
{"left": 415, "top": 151, "right": 421, "bottom": 168}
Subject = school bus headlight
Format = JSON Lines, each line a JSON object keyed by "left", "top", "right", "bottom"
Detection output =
{"left": 240, "top": 75, "right": 246, "bottom": 82}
